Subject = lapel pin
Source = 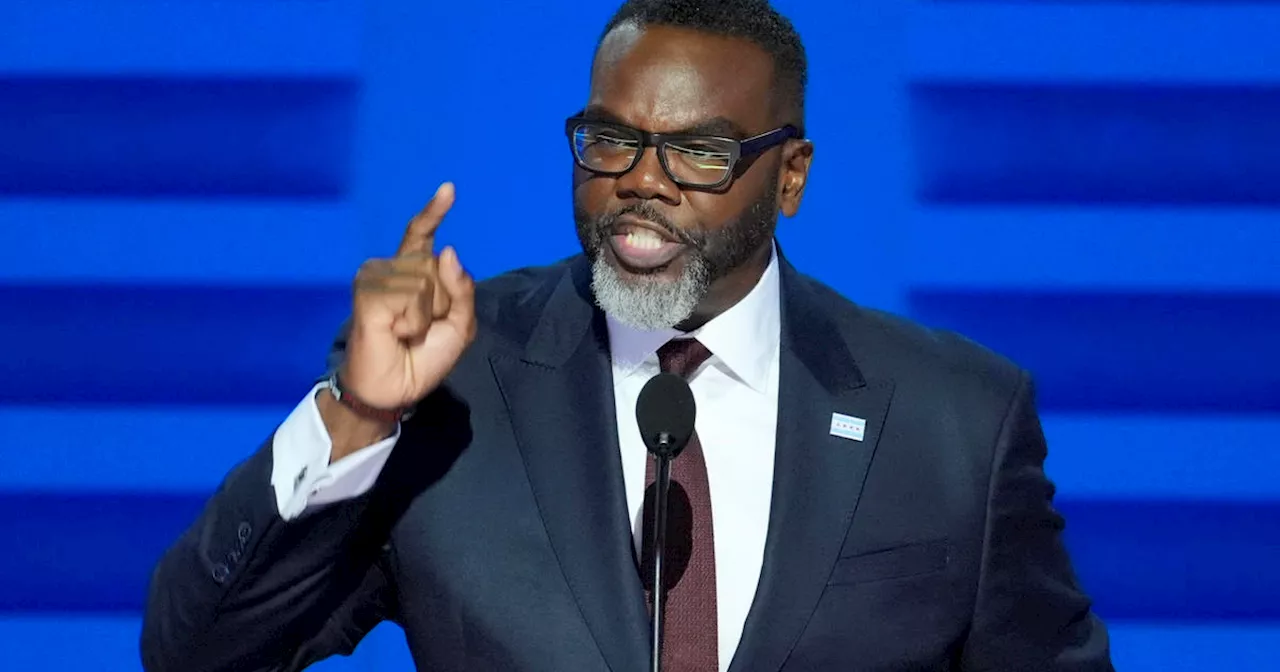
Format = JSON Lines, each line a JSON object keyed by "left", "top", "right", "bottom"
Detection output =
{"left": 829, "top": 413, "right": 866, "bottom": 442}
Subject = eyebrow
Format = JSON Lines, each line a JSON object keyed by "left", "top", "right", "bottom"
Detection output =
{"left": 580, "top": 106, "right": 752, "bottom": 139}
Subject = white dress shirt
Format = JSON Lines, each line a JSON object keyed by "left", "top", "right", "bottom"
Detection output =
{"left": 607, "top": 250, "right": 781, "bottom": 670}
{"left": 269, "top": 250, "right": 782, "bottom": 671}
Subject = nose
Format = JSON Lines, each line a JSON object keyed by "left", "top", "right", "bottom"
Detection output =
{"left": 614, "top": 146, "right": 681, "bottom": 205}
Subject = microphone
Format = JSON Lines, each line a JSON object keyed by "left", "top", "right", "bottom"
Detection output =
{"left": 636, "top": 372, "right": 697, "bottom": 459}
{"left": 635, "top": 372, "right": 697, "bottom": 672}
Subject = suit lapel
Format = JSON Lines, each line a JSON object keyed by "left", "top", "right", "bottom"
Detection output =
{"left": 489, "top": 260, "right": 649, "bottom": 672}
{"left": 729, "top": 260, "right": 896, "bottom": 672}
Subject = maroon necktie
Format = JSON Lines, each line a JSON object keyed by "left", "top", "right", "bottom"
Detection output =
{"left": 640, "top": 338, "right": 718, "bottom": 671}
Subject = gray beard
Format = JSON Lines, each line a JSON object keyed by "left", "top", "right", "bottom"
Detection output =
{"left": 590, "top": 251, "right": 711, "bottom": 331}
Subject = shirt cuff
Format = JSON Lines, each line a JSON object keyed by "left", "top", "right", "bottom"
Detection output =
{"left": 270, "top": 383, "right": 400, "bottom": 520}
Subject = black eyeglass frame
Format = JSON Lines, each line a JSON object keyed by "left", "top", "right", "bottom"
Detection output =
{"left": 564, "top": 116, "right": 802, "bottom": 190}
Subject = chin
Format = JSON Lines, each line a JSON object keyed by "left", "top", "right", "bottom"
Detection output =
{"left": 590, "top": 249, "right": 707, "bottom": 332}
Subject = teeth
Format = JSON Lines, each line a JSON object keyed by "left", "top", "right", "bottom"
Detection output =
{"left": 625, "top": 230, "right": 664, "bottom": 250}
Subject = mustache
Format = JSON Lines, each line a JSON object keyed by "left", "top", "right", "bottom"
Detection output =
{"left": 595, "top": 203, "right": 699, "bottom": 248}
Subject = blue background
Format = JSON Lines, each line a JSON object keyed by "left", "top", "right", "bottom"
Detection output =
{"left": 2, "top": 1, "right": 1278, "bottom": 669}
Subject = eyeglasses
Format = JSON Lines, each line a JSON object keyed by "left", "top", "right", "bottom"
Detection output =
{"left": 565, "top": 117, "right": 800, "bottom": 189}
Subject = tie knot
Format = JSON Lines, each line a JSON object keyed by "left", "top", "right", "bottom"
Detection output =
{"left": 657, "top": 338, "right": 712, "bottom": 379}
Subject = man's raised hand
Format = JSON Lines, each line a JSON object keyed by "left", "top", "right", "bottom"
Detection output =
{"left": 340, "top": 182, "right": 477, "bottom": 415}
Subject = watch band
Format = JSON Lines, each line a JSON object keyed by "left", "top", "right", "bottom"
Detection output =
{"left": 324, "top": 371, "right": 413, "bottom": 424}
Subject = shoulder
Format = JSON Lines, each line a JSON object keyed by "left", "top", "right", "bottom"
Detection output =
{"left": 790, "top": 270, "right": 1028, "bottom": 416}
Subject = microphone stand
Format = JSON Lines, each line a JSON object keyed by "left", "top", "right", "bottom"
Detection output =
{"left": 649, "top": 434, "right": 675, "bottom": 672}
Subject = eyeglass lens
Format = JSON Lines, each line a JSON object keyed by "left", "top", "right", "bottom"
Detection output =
{"left": 571, "top": 122, "right": 734, "bottom": 186}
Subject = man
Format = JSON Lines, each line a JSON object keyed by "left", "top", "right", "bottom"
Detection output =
{"left": 142, "top": 0, "right": 1114, "bottom": 670}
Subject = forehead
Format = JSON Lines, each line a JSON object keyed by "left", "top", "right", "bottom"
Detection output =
{"left": 589, "top": 23, "right": 776, "bottom": 133}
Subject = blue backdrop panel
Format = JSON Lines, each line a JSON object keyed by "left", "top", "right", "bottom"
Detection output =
{"left": 905, "top": 208, "right": 1280, "bottom": 290}
{"left": 0, "top": 407, "right": 287, "bottom": 491}
{"left": 1042, "top": 415, "right": 1280, "bottom": 500}
{"left": 909, "top": 3, "right": 1280, "bottom": 84}
{"left": 909, "top": 290, "right": 1280, "bottom": 412}
{"left": 0, "top": 284, "right": 349, "bottom": 405}
{"left": 1059, "top": 499, "right": 1280, "bottom": 620}
{"left": 912, "top": 84, "right": 1280, "bottom": 205}
{"left": 0, "top": 2, "right": 361, "bottom": 77}
{"left": 0, "top": 200, "right": 364, "bottom": 283}
{"left": 0, "top": 493, "right": 206, "bottom": 613}
{"left": 0, "top": 618, "right": 415, "bottom": 672}
{"left": 0, "top": 77, "right": 357, "bottom": 197}
{"left": 0, "top": 617, "right": 156, "bottom": 672}
{"left": 1107, "top": 624, "right": 1280, "bottom": 672}
{"left": 3, "top": 0, "right": 1279, "bottom": 669}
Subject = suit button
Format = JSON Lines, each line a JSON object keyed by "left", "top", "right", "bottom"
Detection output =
{"left": 227, "top": 548, "right": 241, "bottom": 563}
{"left": 212, "top": 563, "right": 231, "bottom": 584}
{"left": 238, "top": 522, "right": 252, "bottom": 544}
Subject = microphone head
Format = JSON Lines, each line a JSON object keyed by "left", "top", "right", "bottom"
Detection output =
{"left": 635, "top": 372, "right": 697, "bottom": 459}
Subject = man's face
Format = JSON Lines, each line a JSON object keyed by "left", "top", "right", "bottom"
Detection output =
{"left": 573, "top": 23, "right": 810, "bottom": 331}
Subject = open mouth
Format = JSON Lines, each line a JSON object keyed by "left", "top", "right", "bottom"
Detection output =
{"left": 605, "top": 215, "right": 687, "bottom": 271}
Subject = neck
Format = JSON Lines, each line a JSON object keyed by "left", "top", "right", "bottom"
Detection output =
{"left": 675, "top": 242, "right": 773, "bottom": 332}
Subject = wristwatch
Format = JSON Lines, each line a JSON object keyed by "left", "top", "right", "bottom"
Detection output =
{"left": 323, "top": 371, "right": 414, "bottom": 424}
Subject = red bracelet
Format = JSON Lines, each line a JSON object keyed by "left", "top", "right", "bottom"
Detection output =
{"left": 326, "top": 372, "right": 413, "bottom": 424}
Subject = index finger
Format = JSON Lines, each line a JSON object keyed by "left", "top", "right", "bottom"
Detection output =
{"left": 397, "top": 182, "right": 456, "bottom": 257}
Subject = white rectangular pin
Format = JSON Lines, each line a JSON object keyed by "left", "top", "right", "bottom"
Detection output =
{"left": 829, "top": 413, "right": 866, "bottom": 442}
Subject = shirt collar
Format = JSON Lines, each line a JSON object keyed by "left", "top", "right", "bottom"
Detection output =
{"left": 606, "top": 244, "right": 781, "bottom": 393}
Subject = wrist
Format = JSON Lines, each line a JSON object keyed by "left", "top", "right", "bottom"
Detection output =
{"left": 325, "top": 370, "right": 415, "bottom": 424}
{"left": 315, "top": 386, "right": 398, "bottom": 463}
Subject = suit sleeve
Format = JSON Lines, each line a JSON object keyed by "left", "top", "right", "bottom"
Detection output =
{"left": 141, "top": 320, "right": 396, "bottom": 670}
{"left": 960, "top": 373, "right": 1115, "bottom": 671}
{"left": 139, "top": 435, "right": 401, "bottom": 672}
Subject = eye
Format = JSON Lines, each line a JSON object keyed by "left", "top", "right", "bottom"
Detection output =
{"left": 666, "top": 142, "right": 733, "bottom": 170}
{"left": 595, "top": 132, "right": 638, "bottom": 149}
{"left": 572, "top": 123, "right": 642, "bottom": 172}
{"left": 575, "top": 125, "right": 639, "bottom": 152}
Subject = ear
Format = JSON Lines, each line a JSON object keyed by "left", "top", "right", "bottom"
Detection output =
{"left": 778, "top": 140, "right": 814, "bottom": 217}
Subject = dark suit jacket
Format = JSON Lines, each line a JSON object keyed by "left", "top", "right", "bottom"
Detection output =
{"left": 141, "top": 253, "right": 1113, "bottom": 671}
